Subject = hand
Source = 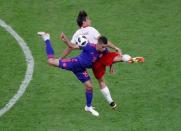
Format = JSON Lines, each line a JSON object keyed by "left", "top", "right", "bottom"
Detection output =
{"left": 60, "top": 32, "right": 68, "bottom": 42}
{"left": 109, "top": 65, "right": 116, "bottom": 75}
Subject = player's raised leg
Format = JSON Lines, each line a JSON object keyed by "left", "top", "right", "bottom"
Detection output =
{"left": 37, "top": 32, "right": 59, "bottom": 66}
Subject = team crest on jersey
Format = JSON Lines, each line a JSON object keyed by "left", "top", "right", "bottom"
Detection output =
{"left": 63, "top": 63, "right": 67, "bottom": 68}
{"left": 83, "top": 71, "right": 88, "bottom": 77}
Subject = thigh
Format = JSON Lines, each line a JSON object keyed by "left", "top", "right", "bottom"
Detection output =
{"left": 92, "top": 52, "right": 120, "bottom": 79}
{"left": 101, "top": 52, "right": 120, "bottom": 66}
{"left": 73, "top": 70, "right": 91, "bottom": 83}
{"left": 59, "top": 58, "right": 80, "bottom": 71}
{"left": 92, "top": 61, "right": 106, "bottom": 79}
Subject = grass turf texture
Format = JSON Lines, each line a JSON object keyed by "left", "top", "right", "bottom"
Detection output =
{"left": 0, "top": 0, "right": 181, "bottom": 130}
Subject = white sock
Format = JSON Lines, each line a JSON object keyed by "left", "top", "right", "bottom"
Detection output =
{"left": 43, "top": 35, "right": 50, "bottom": 41}
{"left": 122, "top": 54, "right": 131, "bottom": 62}
{"left": 101, "top": 86, "right": 113, "bottom": 104}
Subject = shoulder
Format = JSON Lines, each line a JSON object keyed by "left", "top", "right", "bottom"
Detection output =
{"left": 71, "top": 29, "right": 82, "bottom": 43}
{"left": 87, "top": 27, "right": 101, "bottom": 38}
{"left": 72, "top": 29, "right": 82, "bottom": 37}
{"left": 87, "top": 27, "right": 98, "bottom": 31}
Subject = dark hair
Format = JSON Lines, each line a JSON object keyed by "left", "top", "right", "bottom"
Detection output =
{"left": 77, "top": 10, "right": 87, "bottom": 27}
{"left": 98, "top": 36, "right": 108, "bottom": 45}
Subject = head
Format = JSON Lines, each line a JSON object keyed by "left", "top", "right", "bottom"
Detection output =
{"left": 77, "top": 10, "right": 91, "bottom": 28}
{"left": 96, "top": 36, "right": 108, "bottom": 51}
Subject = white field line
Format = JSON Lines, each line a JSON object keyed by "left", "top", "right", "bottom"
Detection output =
{"left": 0, "top": 19, "right": 34, "bottom": 117}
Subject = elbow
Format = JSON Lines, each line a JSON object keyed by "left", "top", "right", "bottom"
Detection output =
{"left": 67, "top": 44, "right": 74, "bottom": 49}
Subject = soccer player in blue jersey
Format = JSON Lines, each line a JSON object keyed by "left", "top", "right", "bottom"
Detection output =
{"left": 37, "top": 32, "right": 110, "bottom": 117}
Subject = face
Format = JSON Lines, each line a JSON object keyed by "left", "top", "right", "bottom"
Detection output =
{"left": 96, "top": 44, "right": 107, "bottom": 52}
{"left": 82, "top": 17, "right": 91, "bottom": 27}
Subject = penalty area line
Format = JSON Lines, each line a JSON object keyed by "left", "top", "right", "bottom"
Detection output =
{"left": 0, "top": 19, "right": 34, "bottom": 117}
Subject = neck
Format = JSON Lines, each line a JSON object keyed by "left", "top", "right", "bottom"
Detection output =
{"left": 81, "top": 25, "right": 89, "bottom": 28}
{"left": 95, "top": 44, "right": 99, "bottom": 50}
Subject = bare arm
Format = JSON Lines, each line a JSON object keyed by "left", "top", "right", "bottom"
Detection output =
{"left": 60, "top": 32, "right": 79, "bottom": 49}
{"left": 61, "top": 47, "right": 73, "bottom": 58}
{"left": 107, "top": 41, "right": 122, "bottom": 53}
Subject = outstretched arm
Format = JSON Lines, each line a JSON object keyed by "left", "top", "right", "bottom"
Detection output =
{"left": 96, "top": 35, "right": 121, "bottom": 53}
{"left": 107, "top": 41, "right": 122, "bottom": 53}
{"left": 60, "top": 32, "right": 79, "bottom": 49}
{"left": 61, "top": 47, "right": 73, "bottom": 58}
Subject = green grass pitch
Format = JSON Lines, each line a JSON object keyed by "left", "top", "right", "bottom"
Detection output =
{"left": 0, "top": 0, "right": 181, "bottom": 130}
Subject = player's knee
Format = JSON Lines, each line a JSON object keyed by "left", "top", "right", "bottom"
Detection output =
{"left": 114, "top": 55, "right": 122, "bottom": 62}
{"left": 48, "top": 59, "right": 53, "bottom": 65}
{"left": 98, "top": 78, "right": 104, "bottom": 82}
{"left": 86, "top": 84, "right": 93, "bottom": 90}
{"left": 84, "top": 80, "right": 93, "bottom": 90}
{"left": 85, "top": 83, "right": 93, "bottom": 90}
{"left": 98, "top": 78, "right": 106, "bottom": 89}
{"left": 86, "top": 86, "right": 93, "bottom": 92}
{"left": 48, "top": 59, "right": 57, "bottom": 66}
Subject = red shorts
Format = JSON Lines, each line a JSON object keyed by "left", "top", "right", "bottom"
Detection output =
{"left": 92, "top": 52, "right": 120, "bottom": 79}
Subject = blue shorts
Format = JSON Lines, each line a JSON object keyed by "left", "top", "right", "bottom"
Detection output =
{"left": 59, "top": 58, "right": 90, "bottom": 83}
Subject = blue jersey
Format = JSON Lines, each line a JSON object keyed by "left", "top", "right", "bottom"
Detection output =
{"left": 76, "top": 43, "right": 108, "bottom": 68}
{"left": 59, "top": 43, "right": 108, "bottom": 83}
